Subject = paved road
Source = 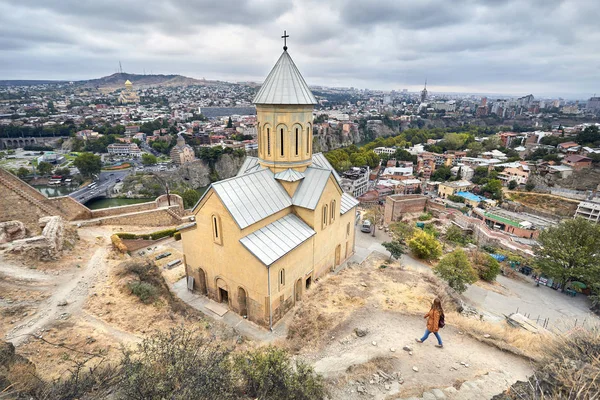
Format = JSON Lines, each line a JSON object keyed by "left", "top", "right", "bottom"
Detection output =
{"left": 69, "top": 170, "right": 130, "bottom": 203}
{"left": 353, "top": 225, "right": 598, "bottom": 330}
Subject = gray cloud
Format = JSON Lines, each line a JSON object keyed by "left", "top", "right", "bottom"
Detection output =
{"left": 0, "top": 0, "right": 598, "bottom": 97}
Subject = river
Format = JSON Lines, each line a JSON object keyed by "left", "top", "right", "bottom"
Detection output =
{"left": 34, "top": 185, "right": 78, "bottom": 197}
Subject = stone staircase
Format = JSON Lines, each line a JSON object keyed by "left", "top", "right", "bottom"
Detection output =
{"left": 0, "top": 170, "right": 62, "bottom": 217}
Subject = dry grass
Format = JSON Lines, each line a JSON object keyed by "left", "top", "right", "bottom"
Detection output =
{"left": 451, "top": 313, "right": 551, "bottom": 361}
{"left": 495, "top": 326, "right": 600, "bottom": 400}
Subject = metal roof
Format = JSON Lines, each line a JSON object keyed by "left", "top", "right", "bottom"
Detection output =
{"left": 312, "top": 153, "right": 342, "bottom": 183}
{"left": 253, "top": 50, "right": 317, "bottom": 105}
{"left": 212, "top": 169, "right": 292, "bottom": 229}
{"left": 340, "top": 193, "right": 360, "bottom": 215}
{"left": 237, "top": 156, "right": 261, "bottom": 176}
{"left": 274, "top": 168, "right": 305, "bottom": 182}
{"left": 292, "top": 167, "right": 331, "bottom": 210}
{"left": 240, "top": 214, "right": 316, "bottom": 266}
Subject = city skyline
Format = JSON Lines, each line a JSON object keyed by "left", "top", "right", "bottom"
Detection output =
{"left": 1, "top": 0, "right": 598, "bottom": 98}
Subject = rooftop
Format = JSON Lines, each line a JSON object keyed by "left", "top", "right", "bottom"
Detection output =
{"left": 252, "top": 50, "right": 317, "bottom": 105}
{"left": 456, "top": 191, "right": 486, "bottom": 202}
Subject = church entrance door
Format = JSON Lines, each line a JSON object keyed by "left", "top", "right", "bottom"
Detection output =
{"left": 219, "top": 288, "right": 229, "bottom": 304}
{"left": 197, "top": 268, "right": 207, "bottom": 295}
{"left": 295, "top": 279, "right": 302, "bottom": 303}
{"left": 238, "top": 287, "right": 247, "bottom": 317}
{"left": 335, "top": 244, "right": 341, "bottom": 266}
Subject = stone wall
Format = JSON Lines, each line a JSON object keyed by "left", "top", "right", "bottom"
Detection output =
{"left": 0, "top": 168, "right": 90, "bottom": 231}
{"left": 0, "top": 221, "right": 27, "bottom": 243}
{"left": 48, "top": 196, "right": 92, "bottom": 220}
{"left": 7, "top": 216, "right": 65, "bottom": 260}
{"left": 384, "top": 194, "right": 428, "bottom": 224}
{"left": 90, "top": 201, "right": 157, "bottom": 218}
{"left": 86, "top": 206, "right": 183, "bottom": 227}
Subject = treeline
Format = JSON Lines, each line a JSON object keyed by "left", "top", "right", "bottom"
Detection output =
{"left": 324, "top": 126, "right": 509, "bottom": 172}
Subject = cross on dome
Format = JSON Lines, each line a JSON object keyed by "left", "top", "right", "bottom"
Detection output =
{"left": 282, "top": 30, "right": 289, "bottom": 51}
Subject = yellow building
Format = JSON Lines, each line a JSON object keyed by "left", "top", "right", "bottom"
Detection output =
{"left": 119, "top": 80, "right": 140, "bottom": 104}
{"left": 437, "top": 180, "right": 475, "bottom": 198}
{"left": 179, "top": 45, "right": 359, "bottom": 329}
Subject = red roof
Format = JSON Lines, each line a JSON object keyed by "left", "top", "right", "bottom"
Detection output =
{"left": 558, "top": 141, "right": 579, "bottom": 149}
{"left": 564, "top": 155, "right": 591, "bottom": 163}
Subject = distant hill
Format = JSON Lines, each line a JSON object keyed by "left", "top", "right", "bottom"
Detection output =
{"left": 81, "top": 73, "right": 227, "bottom": 89}
{"left": 0, "top": 80, "right": 68, "bottom": 86}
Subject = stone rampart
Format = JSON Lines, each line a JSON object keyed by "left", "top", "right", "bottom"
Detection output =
{"left": 384, "top": 194, "right": 428, "bottom": 224}
{"left": 90, "top": 201, "right": 157, "bottom": 218}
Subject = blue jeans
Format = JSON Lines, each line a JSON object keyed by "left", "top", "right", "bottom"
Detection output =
{"left": 420, "top": 328, "right": 443, "bottom": 345}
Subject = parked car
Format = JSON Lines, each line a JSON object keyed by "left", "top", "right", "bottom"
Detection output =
{"left": 361, "top": 220, "right": 372, "bottom": 233}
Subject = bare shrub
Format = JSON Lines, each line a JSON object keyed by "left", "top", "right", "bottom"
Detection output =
{"left": 119, "top": 327, "right": 237, "bottom": 400}
{"left": 235, "top": 346, "right": 327, "bottom": 400}
{"left": 493, "top": 327, "right": 600, "bottom": 400}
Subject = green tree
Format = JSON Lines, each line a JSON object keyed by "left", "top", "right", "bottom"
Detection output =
{"left": 534, "top": 218, "right": 600, "bottom": 288}
{"left": 434, "top": 249, "right": 478, "bottom": 293}
{"left": 467, "top": 141, "right": 483, "bottom": 157}
{"left": 389, "top": 221, "right": 415, "bottom": 243}
{"left": 508, "top": 180, "right": 517, "bottom": 190}
{"left": 472, "top": 251, "right": 501, "bottom": 282}
{"left": 142, "top": 153, "right": 158, "bottom": 165}
{"left": 525, "top": 180, "right": 535, "bottom": 191}
{"left": 408, "top": 230, "right": 442, "bottom": 260}
{"left": 53, "top": 167, "right": 71, "bottom": 177}
{"left": 173, "top": 188, "right": 201, "bottom": 209}
{"left": 363, "top": 206, "right": 383, "bottom": 236}
{"left": 382, "top": 239, "right": 406, "bottom": 261}
{"left": 483, "top": 135, "right": 501, "bottom": 151}
{"left": 226, "top": 117, "right": 233, "bottom": 128}
{"left": 444, "top": 224, "right": 468, "bottom": 245}
{"left": 431, "top": 166, "right": 452, "bottom": 182}
{"left": 37, "top": 161, "right": 53, "bottom": 175}
{"left": 481, "top": 179, "right": 503, "bottom": 200}
{"left": 16, "top": 167, "right": 30, "bottom": 178}
{"left": 73, "top": 152, "right": 102, "bottom": 178}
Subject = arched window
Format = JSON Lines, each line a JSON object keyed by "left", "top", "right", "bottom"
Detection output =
{"left": 330, "top": 200, "right": 336, "bottom": 223}
{"left": 306, "top": 127, "right": 310, "bottom": 155}
{"left": 322, "top": 205, "right": 328, "bottom": 229}
{"left": 211, "top": 214, "right": 222, "bottom": 245}
{"left": 347, "top": 222, "right": 351, "bottom": 237}
{"left": 267, "top": 128, "right": 271, "bottom": 156}
{"left": 279, "top": 269, "right": 285, "bottom": 286}
{"left": 280, "top": 128, "right": 285, "bottom": 156}
{"left": 295, "top": 128, "right": 299, "bottom": 156}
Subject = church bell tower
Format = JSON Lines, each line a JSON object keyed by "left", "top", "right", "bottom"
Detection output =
{"left": 253, "top": 32, "right": 317, "bottom": 173}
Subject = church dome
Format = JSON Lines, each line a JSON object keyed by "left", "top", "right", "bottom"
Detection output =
{"left": 253, "top": 50, "right": 317, "bottom": 105}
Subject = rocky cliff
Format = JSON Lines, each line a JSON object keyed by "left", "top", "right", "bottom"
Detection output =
{"left": 123, "top": 154, "right": 246, "bottom": 196}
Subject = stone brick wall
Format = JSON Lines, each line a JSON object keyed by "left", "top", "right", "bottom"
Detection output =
{"left": 0, "top": 168, "right": 90, "bottom": 231}
{"left": 48, "top": 196, "right": 92, "bottom": 220}
{"left": 94, "top": 207, "right": 183, "bottom": 227}
{"left": 384, "top": 194, "right": 428, "bottom": 224}
{"left": 90, "top": 201, "right": 157, "bottom": 218}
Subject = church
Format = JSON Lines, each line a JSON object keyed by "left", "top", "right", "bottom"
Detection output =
{"left": 118, "top": 80, "right": 140, "bottom": 104}
{"left": 179, "top": 40, "right": 359, "bottom": 329}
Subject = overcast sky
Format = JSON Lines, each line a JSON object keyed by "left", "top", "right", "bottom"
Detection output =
{"left": 1, "top": 0, "right": 598, "bottom": 98}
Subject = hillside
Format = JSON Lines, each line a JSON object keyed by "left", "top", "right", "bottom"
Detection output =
{"left": 81, "top": 72, "right": 228, "bottom": 89}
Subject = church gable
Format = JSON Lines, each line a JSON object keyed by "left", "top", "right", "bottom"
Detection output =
{"left": 200, "top": 169, "right": 292, "bottom": 230}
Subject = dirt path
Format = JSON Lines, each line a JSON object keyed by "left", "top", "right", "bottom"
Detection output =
{"left": 308, "top": 308, "right": 532, "bottom": 399}
{"left": 6, "top": 246, "right": 107, "bottom": 346}
{"left": 0, "top": 256, "right": 57, "bottom": 282}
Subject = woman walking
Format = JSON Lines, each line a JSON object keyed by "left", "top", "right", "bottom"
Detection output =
{"left": 416, "top": 297, "right": 444, "bottom": 348}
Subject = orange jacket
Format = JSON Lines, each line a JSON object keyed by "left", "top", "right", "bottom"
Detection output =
{"left": 425, "top": 309, "right": 441, "bottom": 333}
